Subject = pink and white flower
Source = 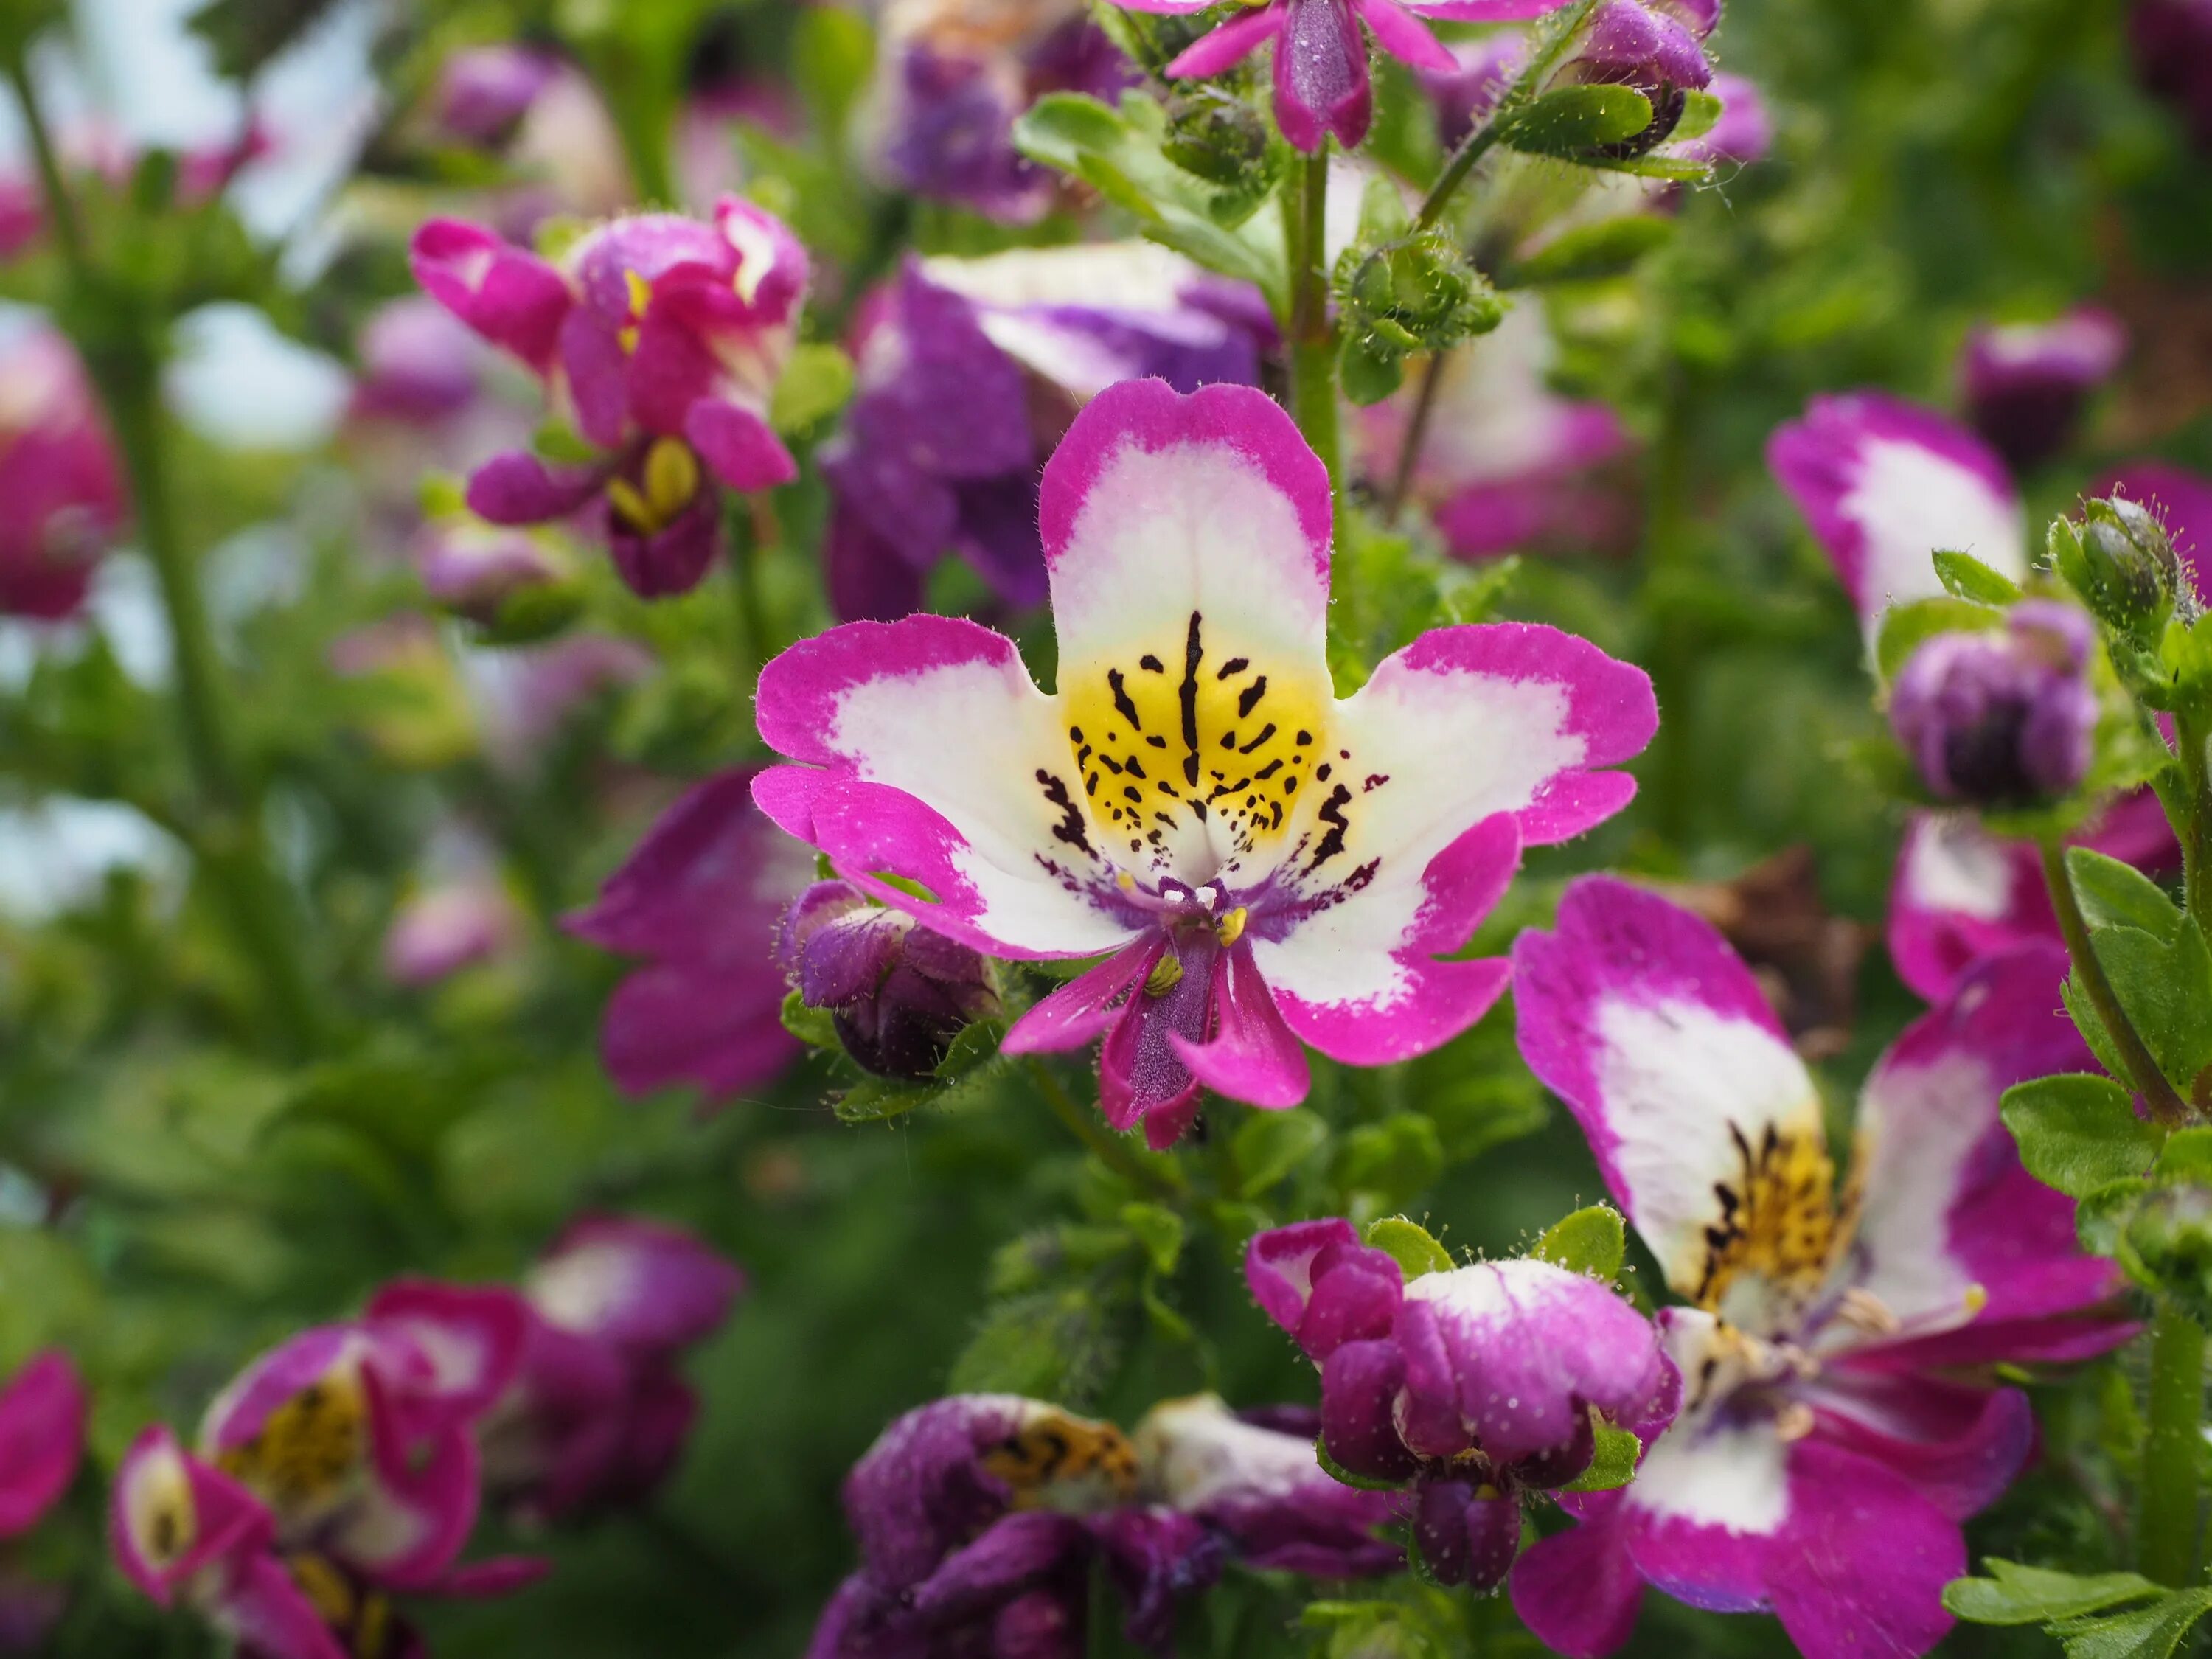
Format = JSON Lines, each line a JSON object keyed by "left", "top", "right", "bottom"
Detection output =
{"left": 752, "top": 379, "right": 1655, "bottom": 1146}
{"left": 411, "top": 200, "right": 809, "bottom": 599}
{"left": 1506, "top": 877, "right": 2131, "bottom": 1659}
{"left": 1120, "top": 0, "right": 1582, "bottom": 152}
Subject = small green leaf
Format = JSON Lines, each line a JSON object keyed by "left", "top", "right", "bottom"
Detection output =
{"left": 1562, "top": 1422, "right": 1641, "bottom": 1492}
{"left": 832, "top": 1075, "right": 935, "bottom": 1123}
{"left": 1507, "top": 215, "right": 1676, "bottom": 286}
{"left": 1933, "top": 549, "right": 2025, "bottom": 606}
{"left": 1875, "top": 596, "right": 2001, "bottom": 684}
{"left": 531, "top": 420, "right": 600, "bottom": 467}
{"left": 1500, "top": 85, "right": 1656, "bottom": 156}
{"left": 2000, "top": 1074, "right": 2161, "bottom": 1197}
{"left": 1365, "top": 1217, "right": 1454, "bottom": 1280}
{"left": 1231, "top": 1108, "right": 1328, "bottom": 1197}
{"left": 1119, "top": 1202, "right": 1186, "bottom": 1276}
{"left": 1672, "top": 87, "right": 1725, "bottom": 142}
{"left": 2055, "top": 1588, "right": 2212, "bottom": 1659}
{"left": 935, "top": 1016, "right": 1008, "bottom": 1080}
{"left": 771, "top": 342, "right": 855, "bottom": 434}
{"left": 779, "top": 987, "right": 841, "bottom": 1051}
{"left": 2066, "top": 849, "right": 2184, "bottom": 939}
{"left": 2153, "top": 1127, "right": 2212, "bottom": 1185}
{"left": 1943, "top": 1559, "right": 2162, "bottom": 1626}
{"left": 1534, "top": 1204, "right": 1627, "bottom": 1280}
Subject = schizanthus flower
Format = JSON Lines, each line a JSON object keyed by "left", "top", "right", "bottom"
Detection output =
{"left": 411, "top": 198, "right": 808, "bottom": 599}
{"left": 1247, "top": 1222, "right": 1675, "bottom": 1588}
{"left": 0, "top": 327, "right": 123, "bottom": 621}
{"left": 1888, "top": 600, "right": 2099, "bottom": 809}
{"left": 1508, "top": 879, "right": 2129, "bottom": 1659}
{"left": 824, "top": 243, "right": 1270, "bottom": 619}
{"left": 1958, "top": 309, "right": 2125, "bottom": 473}
{"left": 754, "top": 379, "right": 1655, "bottom": 1145}
{"left": 810, "top": 1391, "right": 1397, "bottom": 1657}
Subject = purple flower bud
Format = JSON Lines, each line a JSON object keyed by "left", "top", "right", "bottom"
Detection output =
{"left": 1889, "top": 601, "right": 2100, "bottom": 808}
{"left": 778, "top": 880, "right": 1000, "bottom": 1080}
{"left": 1412, "top": 1470, "right": 1523, "bottom": 1590}
{"left": 414, "top": 514, "right": 568, "bottom": 625}
{"left": 432, "top": 46, "right": 565, "bottom": 149}
{"left": 349, "top": 298, "right": 487, "bottom": 427}
{"left": 1560, "top": 0, "right": 1717, "bottom": 152}
{"left": 1960, "top": 309, "right": 2126, "bottom": 473}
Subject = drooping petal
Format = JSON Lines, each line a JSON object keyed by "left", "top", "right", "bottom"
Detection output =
{"left": 685, "top": 399, "right": 799, "bottom": 492}
{"left": 1318, "top": 1340, "right": 1421, "bottom": 1482}
{"left": 224, "top": 1554, "right": 352, "bottom": 1659}
{"left": 465, "top": 449, "right": 606, "bottom": 526}
{"left": 409, "top": 220, "right": 572, "bottom": 375}
{"left": 1509, "top": 1504, "right": 1646, "bottom": 1657}
{"left": 111, "top": 1427, "right": 274, "bottom": 1604}
{"left": 1759, "top": 1440, "right": 1962, "bottom": 1659}
{"left": 1513, "top": 877, "right": 1843, "bottom": 1329}
{"left": 1099, "top": 932, "right": 1216, "bottom": 1147}
{"left": 1037, "top": 379, "right": 1333, "bottom": 886}
{"left": 1411, "top": 1472, "right": 1523, "bottom": 1589}
{"left": 754, "top": 617, "right": 1131, "bottom": 958}
{"left": 1767, "top": 392, "right": 2027, "bottom": 644}
{"left": 0, "top": 1352, "right": 85, "bottom": 1537}
{"left": 1842, "top": 942, "right": 2126, "bottom": 1348}
{"left": 1001, "top": 939, "right": 1158, "bottom": 1056}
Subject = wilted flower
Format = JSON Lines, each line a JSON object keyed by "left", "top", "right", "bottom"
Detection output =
{"left": 1247, "top": 1221, "right": 1675, "bottom": 1588}
{"left": 1508, "top": 880, "right": 2129, "bottom": 1659}
{"left": 1125, "top": 0, "right": 1582, "bottom": 151}
{"left": 1959, "top": 309, "right": 2126, "bottom": 473}
{"left": 382, "top": 875, "right": 524, "bottom": 987}
{"left": 810, "top": 1391, "right": 1397, "bottom": 1658}
{"left": 1357, "top": 305, "right": 1630, "bottom": 561}
{"left": 754, "top": 379, "right": 1654, "bottom": 1146}
{"left": 779, "top": 880, "right": 1001, "bottom": 1079}
{"left": 0, "top": 327, "right": 122, "bottom": 621}
{"left": 1888, "top": 600, "right": 2099, "bottom": 810}
{"left": 2130, "top": 0, "right": 2212, "bottom": 147}
{"left": 823, "top": 243, "right": 1270, "bottom": 619}
{"left": 484, "top": 1215, "right": 744, "bottom": 1520}
{"left": 564, "top": 767, "right": 815, "bottom": 1105}
{"left": 863, "top": 0, "right": 1135, "bottom": 221}
{"left": 411, "top": 198, "right": 809, "bottom": 599}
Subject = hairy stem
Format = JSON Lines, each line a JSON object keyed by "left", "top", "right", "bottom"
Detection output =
{"left": 1026, "top": 1058, "right": 1184, "bottom": 1199}
{"left": 2040, "top": 841, "right": 2188, "bottom": 1127}
{"left": 1286, "top": 145, "right": 1342, "bottom": 522}
{"left": 2139, "top": 1301, "right": 2205, "bottom": 1585}
{"left": 7, "top": 58, "right": 321, "bottom": 1057}
{"left": 2176, "top": 710, "right": 2212, "bottom": 925}
{"left": 1412, "top": 0, "right": 1605, "bottom": 232}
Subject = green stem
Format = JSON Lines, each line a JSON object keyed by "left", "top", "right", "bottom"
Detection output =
{"left": 7, "top": 58, "right": 321, "bottom": 1057}
{"left": 1026, "top": 1058, "right": 1184, "bottom": 1199}
{"left": 1411, "top": 0, "right": 1605, "bottom": 232}
{"left": 2041, "top": 841, "right": 2189, "bottom": 1127}
{"left": 1286, "top": 145, "right": 1342, "bottom": 521}
{"left": 1382, "top": 352, "right": 1444, "bottom": 526}
{"left": 1414, "top": 123, "right": 1507, "bottom": 232}
{"left": 2139, "top": 1301, "right": 2205, "bottom": 1585}
{"left": 2176, "top": 710, "right": 2212, "bottom": 924}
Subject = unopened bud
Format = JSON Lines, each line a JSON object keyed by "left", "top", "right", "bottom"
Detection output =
{"left": 1888, "top": 599, "right": 2098, "bottom": 809}
{"left": 2054, "top": 495, "right": 2181, "bottom": 636}
{"left": 776, "top": 881, "right": 999, "bottom": 1080}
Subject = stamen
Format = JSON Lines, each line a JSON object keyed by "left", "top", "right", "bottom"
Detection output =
{"left": 1214, "top": 906, "right": 1248, "bottom": 946}
{"left": 643, "top": 437, "right": 700, "bottom": 520}
{"left": 1145, "top": 955, "right": 1184, "bottom": 998}
{"left": 1773, "top": 1401, "right": 1817, "bottom": 1442}
{"left": 1834, "top": 1287, "right": 1902, "bottom": 1338}
{"left": 623, "top": 269, "right": 651, "bottom": 318}
{"left": 605, "top": 478, "right": 658, "bottom": 534}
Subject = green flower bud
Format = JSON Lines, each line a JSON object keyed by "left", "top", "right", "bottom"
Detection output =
{"left": 2052, "top": 495, "right": 2182, "bottom": 636}
{"left": 2124, "top": 1184, "right": 2212, "bottom": 1324}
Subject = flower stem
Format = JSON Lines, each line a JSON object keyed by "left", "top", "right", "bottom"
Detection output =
{"left": 1411, "top": 0, "right": 1605, "bottom": 232}
{"left": 2175, "top": 710, "right": 2212, "bottom": 925}
{"left": 2040, "top": 841, "right": 2188, "bottom": 1127}
{"left": 2139, "top": 1301, "right": 2205, "bottom": 1585}
{"left": 7, "top": 55, "right": 321, "bottom": 1057}
{"left": 1286, "top": 144, "right": 1342, "bottom": 523}
{"left": 1383, "top": 352, "right": 1444, "bottom": 526}
{"left": 1026, "top": 1058, "right": 1184, "bottom": 1199}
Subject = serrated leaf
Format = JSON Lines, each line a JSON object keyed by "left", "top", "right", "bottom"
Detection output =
{"left": 2056, "top": 1589, "right": 2212, "bottom": 1659}
{"left": 1562, "top": 1422, "right": 1641, "bottom": 1491}
{"left": 1231, "top": 1108, "right": 1328, "bottom": 1197}
{"left": 2000, "top": 1074, "right": 2162, "bottom": 1197}
{"left": 1933, "top": 549, "right": 2025, "bottom": 606}
{"left": 1944, "top": 1560, "right": 2162, "bottom": 1626}
{"left": 1366, "top": 1217, "right": 1453, "bottom": 1280}
{"left": 770, "top": 342, "right": 855, "bottom": 434}
{"left": 2090, "top": 915, "right": 2212, "bottom": 1090}
{"left": 1500, "top": 86, "right": 1656, "bottom": 156}
{"left": 1534, "top": 1204, "right": 1626, "bottom": 1280}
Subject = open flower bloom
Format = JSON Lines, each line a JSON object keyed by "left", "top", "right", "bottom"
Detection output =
{"left": 863, "top": 0, "right": 1135, "bottom": 220}
{"left": 411, "top": 198, "right": 808, "bottom": 598}
{"left": 809, "top": 1391, "right": 1397, "bottom": 1658}
{"left": 755, "top": 380, "right": 1655, "bottom": 1146}
{"left": 1958, "top": 308, "right": 2126, "bottom": 473}
{"left": 0, "top": 327, "right": 123, "bottom": 620}
{"left": 564, "top": 766, "right": 815, "bottom": 1105}
{"left": 194, "top": 1282, "right": 529, "bottom": 1593}
{"left": 824, "top": 243, "right": 1270, "bottom": 620}
{"left": 1357, "top": 305, "right": 1631, "bottom": 562}
{"left": 1123, "top": 0, "right": 1578, "bottom": 150}
{"left": 1246, "top": 1220, "right": 1675, "bottom": 1589}
{"left": 113, "top": 1424, "right": 543, "bottom": 1659}
{"left": 484, "top": 1215, "right": 745, "bottom": 1520}
{"left": 1507, "top": 878, "right": 2132, "bottom": 1659}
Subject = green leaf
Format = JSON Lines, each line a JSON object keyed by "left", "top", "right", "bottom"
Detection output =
{"left": 1365, "top": 1217, "right": 1454, "bottom": 1280}
{"left": 1933, "top": 549, "right": 2025, "bottom": 606}
{"left": 1534, "top": 1204, "right": 1627, "bottom": 1280}
{"left": 2056, "top": 1589, "right": 2212, "bottom": 1659}
{"left": 832, "top": 1075, "right": 936, "bottom": 1123}
{"left": 1874, "top": 595, "right": 2001, "bottom": 683}
{"left": 2154, "top": 1127, "right": 2212, "bottom": 1185}
{"left": 949, "top": 1289, "right": 1121, "bottom": 1402}
{"left": 1562, "top": 1422, "right": 1641, "bottom": 1492}
{"left": 1339, "top": 335, "right": 1408, "bottom": 407}
{"left": 1334, "top": 1114, "right": 1445, "bottom": 1207}
{"left": 1500, "top": 86, "right": 1657, "bottom": 156}
{"left": 1507, "top": 216, "right": 1677, "bottom": 286}
{"left": 1231, "top": 1108, "right": 1328, "bottom": 1197}
{"left": 1119, "top": 1203, "right": 1186, "bottom": 1276}
{"left": 2000, "top": 1074, "right": 2162, "bottom": 1197}
{"left": 1672, "top": 88, "right": 1725, "bottom": 142}
{"left": 780, "top": 987, "right": 842, "bottom": 1051}
{"left": 771, "top": 342, "right": 856, "bottom": 434}
{"left": 2067, "top": 849, "right": 2184, "bottom": 939}
{"left": 2090, "top": 914, "right": 2212, "bottom": 1090}
{"left": 935, "top": 1016, "right": 1008, "bottom": 1080}
{"left": 1944, "top": 1560, "right": 2163, "bottom": 1626}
